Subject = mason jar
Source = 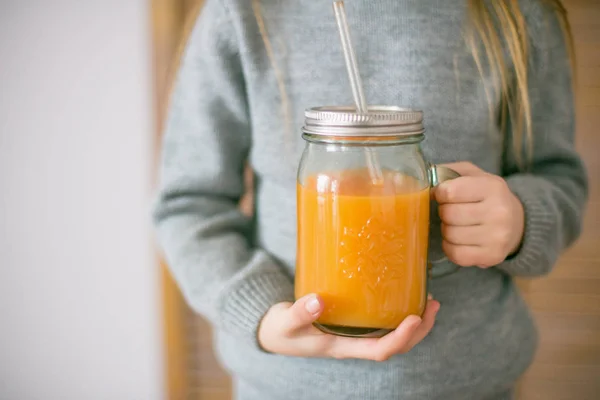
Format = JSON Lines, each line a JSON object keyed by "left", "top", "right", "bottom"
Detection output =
{"left": 295, "top": 106, "right": 459, "bottom": 338}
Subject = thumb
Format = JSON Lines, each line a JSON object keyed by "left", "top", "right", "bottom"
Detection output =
{"left": 284, "top": 294, "right": 323, "bottom": 333}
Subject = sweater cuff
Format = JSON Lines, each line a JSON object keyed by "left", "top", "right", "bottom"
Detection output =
{"left": 218, "top": 270, "right": 295, "bottom": 348}
{"left": 497, "top": 175, "right": 558, "bottom": 276}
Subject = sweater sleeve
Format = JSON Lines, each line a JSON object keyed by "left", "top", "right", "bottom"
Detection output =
{"left": 497, "top": 6, "right": 588, "bottom": 277}
{"left": 152, "top": 0, "right": 294, "bottom": 346}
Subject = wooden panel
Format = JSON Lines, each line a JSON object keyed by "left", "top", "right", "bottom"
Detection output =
{"left": 549, "top": 259, "right": 600, "bottom": 279}
{"left": 526, "top": 364, "right": 600, "bottom": 381}
{"left": 151, "top": 0, "right": 218, "bottom": 399}
{"left": 519, "top": 381, "right": 599, "bottom": 400}
{"left": 188, "top": 317, "right": 232, "bottom": 399}
{"left": 151, "top": 0, "right": 188, "bottom": 398}
{"left": 517, "top": 1, "right": 600, "bottom": 398}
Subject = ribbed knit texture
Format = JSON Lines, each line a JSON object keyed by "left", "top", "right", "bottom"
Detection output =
{"left": 153, "top": 0, "right": 588, "bottom": 398}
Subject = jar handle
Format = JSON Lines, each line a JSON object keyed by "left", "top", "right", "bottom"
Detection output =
{"left": 428, "top": 164, "right": 461, "bottom": 279}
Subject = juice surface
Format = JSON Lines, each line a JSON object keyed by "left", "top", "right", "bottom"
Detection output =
{"left": 295, "top": 169, "right": 429, "bottom": 329}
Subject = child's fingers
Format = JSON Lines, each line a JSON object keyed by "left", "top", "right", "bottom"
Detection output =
{"left": 438, "top": 203, "right": 486, "bottom": 226}
{"left": 370, "top": 315, "right": 424, "bottom": 360}
{"left": 284, "top": 294, "right": 323, "bottom": 334}
{"left": 435, "top": 176, "right": 487, "bottom": 204}
{"left": 442, "top": 241, "right": 502, "bottom": 268}
{"left": 326, "top": 315, "right": 422, "bottom": 361}
{"left": 404, "top": 300, "right": 440, "bottom": 352}
{"left": 438, "top": 162, "right": 486, "bottom": 177}
{"left": 441, "top": 225, "right": 487, "bottom": 246}
{"left": 442, "top": 241, "right": 486, "bottom": 267}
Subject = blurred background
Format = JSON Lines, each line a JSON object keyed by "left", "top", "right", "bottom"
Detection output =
{"left": 0, "top": 0, "right": 598, "bottom": 399}
{"left": 1, "top": 1, "right": 160, "bottom": 400}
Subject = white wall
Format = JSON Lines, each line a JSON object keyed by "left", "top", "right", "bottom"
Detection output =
{"left": 0, "top": 2, "right": 163, "bottom": 399}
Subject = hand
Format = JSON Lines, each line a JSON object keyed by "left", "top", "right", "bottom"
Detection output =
{"left": 434, "top": 162, "right": 525, "bottom": 268}
{"left": 258, "top": 294, "right": 440, "bottom": 361}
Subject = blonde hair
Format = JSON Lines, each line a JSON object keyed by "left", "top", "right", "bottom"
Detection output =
{"left": 465, "top": 0, "right": 574, "bottom": 167}
{"left": 252, "top": 0, "right": 575, "bottom": 168}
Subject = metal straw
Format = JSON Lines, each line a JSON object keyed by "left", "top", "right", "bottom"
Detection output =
{"left": 333, "top": 1, "right": 383, "bottom": 184}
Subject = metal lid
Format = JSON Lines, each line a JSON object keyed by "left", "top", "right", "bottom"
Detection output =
{"left": 302, "top": 106, "right": 425, "bottom": 139}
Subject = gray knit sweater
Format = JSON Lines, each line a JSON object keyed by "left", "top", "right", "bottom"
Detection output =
{"left": 153, "top": 0, "right": 588, "bottom": 399}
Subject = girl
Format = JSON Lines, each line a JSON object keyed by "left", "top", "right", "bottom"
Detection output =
{"left": 153, "top": 0, "right": 588, "bottom": 398}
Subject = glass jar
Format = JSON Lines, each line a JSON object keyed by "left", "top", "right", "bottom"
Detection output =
{"left": 295, "top": 106, "right": 459, "bottom": 338}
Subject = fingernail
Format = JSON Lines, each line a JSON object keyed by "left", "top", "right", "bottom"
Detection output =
{"left": 427, "top": 293, "right": 433, "bottom": 300}
{"left": 305, "top": 296, "right": 320, "bottom": 315}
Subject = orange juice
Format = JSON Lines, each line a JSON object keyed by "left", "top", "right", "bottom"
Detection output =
{"left": 295, "top": 169, "right": 429, "bottom": 331}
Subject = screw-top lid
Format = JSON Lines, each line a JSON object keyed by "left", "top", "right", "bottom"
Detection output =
{"left": 302, "top": 106, "right": 425, "bottom": 139}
